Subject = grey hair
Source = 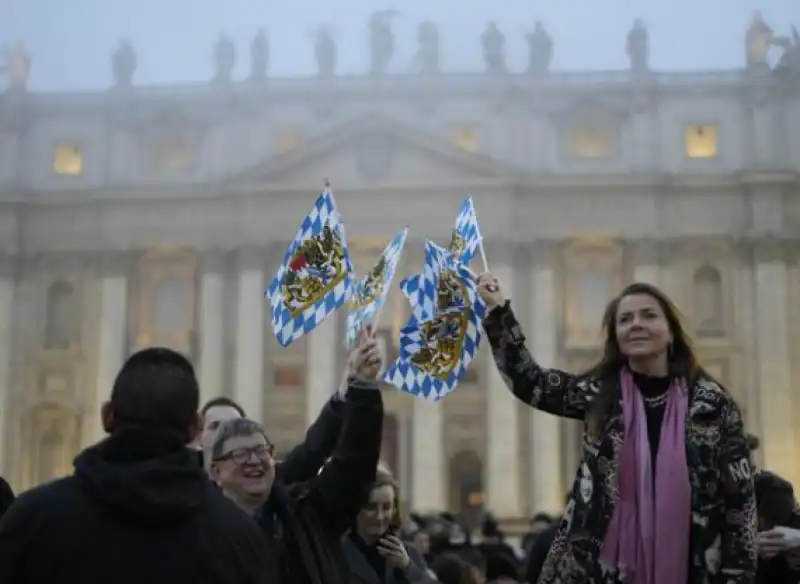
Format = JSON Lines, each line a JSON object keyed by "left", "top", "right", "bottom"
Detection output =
{"left": 210, "top": 417, "right": 269, "bottom": 461}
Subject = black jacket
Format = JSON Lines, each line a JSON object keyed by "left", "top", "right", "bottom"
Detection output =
{"left": 525, "top": 522, "right": 558, "bottom": 584}
{"left": 0, "top": 426, "right": 269, "bottom": 584}
{"left": 343, "top": 533, "right": 434, "bottom": 584}
{"left": 0, "top": 477, "right": 13, "bottom": 521}
{"left": 257, "top": 378, "right": 384, "bottom": 584}
{"left": 198, "top": 392, "right": 345, "bottom": 482}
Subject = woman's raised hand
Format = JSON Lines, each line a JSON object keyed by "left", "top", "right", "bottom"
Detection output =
{"left": 476, "top": 272, "right": 505, "bottom": 310}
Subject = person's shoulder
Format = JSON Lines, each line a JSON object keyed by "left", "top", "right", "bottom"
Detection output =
{"left": 691, "top": 376, "right": 741, "bottom": 415}
{"left": 1, "top": 476, "right": 80, "bottom": 523}
{"left": 201, "top": 487, "right": 264, "bottom": 537}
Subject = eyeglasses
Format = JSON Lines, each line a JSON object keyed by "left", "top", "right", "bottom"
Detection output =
{"left": 215, "top": 443, "right": 276, "bottom": 465}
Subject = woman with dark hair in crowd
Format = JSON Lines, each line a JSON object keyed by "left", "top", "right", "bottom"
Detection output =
{"left": 343, "top": 470, "right": 433, "bottom": 583}
{"left": 477, "top": 275, "right": 757, "bottom": 584}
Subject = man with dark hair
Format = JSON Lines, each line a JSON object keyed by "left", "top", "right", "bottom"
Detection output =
{"left": 0, "top": 347, "right": 269, "bottom": 584}
{"left": 198, "top": 389, "right": 349, "bottom": 485}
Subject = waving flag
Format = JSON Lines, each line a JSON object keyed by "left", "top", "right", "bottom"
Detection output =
{"left": 345, "top": 227, "right": 409, "bottom": 348}
{"left": 382, "top": 244, "right": 486, "bottom": 401}
{"left": 401, "top": 197, "right": 482, "bottom": 316}
{"left": 266, "top": 190, "right": 353, "bottom": 346}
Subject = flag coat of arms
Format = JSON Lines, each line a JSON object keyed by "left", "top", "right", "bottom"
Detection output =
{"left": 266, "top": 191, "right": 354, "bottom": 347}
{"left": 401, "top": 197, "right": 482, "bottom": 319}
{"left": 383, "top": 244, "right": 486, "bottom": 401}
{"left": 345, "top": 227, "right": 408, "bottom": 348}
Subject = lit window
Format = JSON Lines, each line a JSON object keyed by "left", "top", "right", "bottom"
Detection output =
{"left": 152, "top": 135, "right": 193, "bottom": 171}
{"left": 569, "top": 126, "right": 612, "bottom": 158}
{"left": 276, "top": 129, "right": 301, "bottom": 154}
{"left": 52, "top": 143, "right": 84, "bottom": 176}
{"left": 451, "top": 127, "right": 478, "bottom": 152}
{"left": 685, "top": 124, "right": 718, "bottom": 159}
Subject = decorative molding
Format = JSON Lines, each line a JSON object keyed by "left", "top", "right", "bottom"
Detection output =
{"left": 753, "top": 236, "right": 787, "bottom": 264}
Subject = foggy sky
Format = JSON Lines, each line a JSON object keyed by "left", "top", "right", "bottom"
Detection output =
{"left": 1, "top": 0, "right": 797, "bottom": 92}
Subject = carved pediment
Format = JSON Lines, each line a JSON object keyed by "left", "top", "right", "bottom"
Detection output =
{"left": 227, "top": 116, "right": 521, "bottom": 191}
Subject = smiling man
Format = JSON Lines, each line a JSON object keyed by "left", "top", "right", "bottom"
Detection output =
{"left": 208, "top": 330, "right": 385, "bottom": 584}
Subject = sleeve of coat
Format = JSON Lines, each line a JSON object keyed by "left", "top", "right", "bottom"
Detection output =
{"left": 0, "top": 477, "right": 14, "bottom": 521}
{"left": 307, "top": 376, "right": 383, "bottom": 534}
{"left": 0, "top": 489, "right": 32, "bottom": 583}
{"left": 718, "top": 398, "right": 757, "bottom": 584}
{"left": 482, "top": 301, "right": 596, "bottom": 421}
{"left": 275, "top": 393, "right": 345, "bottom": 484}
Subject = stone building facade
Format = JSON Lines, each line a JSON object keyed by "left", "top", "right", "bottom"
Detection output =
{"left": 0, "top": 23, "right": 799, "bottom": 521}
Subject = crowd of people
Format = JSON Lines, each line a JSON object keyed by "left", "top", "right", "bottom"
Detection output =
{"left": 0, "top": 274, "right": 798, "bottom": 583}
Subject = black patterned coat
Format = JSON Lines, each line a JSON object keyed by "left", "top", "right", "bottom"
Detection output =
{"left": 483, "top": 303, "right": 757, "bottom": 584}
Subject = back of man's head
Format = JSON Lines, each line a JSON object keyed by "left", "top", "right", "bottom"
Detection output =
{"left": 103, "top": 347, "right": 200, "bottom": 441}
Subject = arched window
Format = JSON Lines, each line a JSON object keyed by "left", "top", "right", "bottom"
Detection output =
{"left": 44, "top": 280, "right": 74, "bottom": 349}
{"left": 448, "top": 450, "right": 483, "bottom": 516}
{"left": 692, "top": 265, "right": 723, "bottom": 337}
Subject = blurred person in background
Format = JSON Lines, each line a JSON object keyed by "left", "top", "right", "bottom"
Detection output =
{"left": 519, "top": 513, "right": 554, "bottom": 555}
{"left": 431, "top": 553, "right": 485, "bottom": 584}
{"left": 754, "top": 470, "right": 800, "bottom": 584}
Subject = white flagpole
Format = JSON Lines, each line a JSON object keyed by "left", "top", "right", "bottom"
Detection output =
{"left": 470, "top": 196, "right": 490, "bottom": 272}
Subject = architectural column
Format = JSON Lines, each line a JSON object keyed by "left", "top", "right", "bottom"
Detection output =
{"left": 198, "top": 253, "right": 225, "bottom": 406}
{"left": 233, "top": 251, "right": 265, "bottom": 422}
{"left": 754, "top": 241, "right": 797, "bottom": 484}
{"left": 0, "top": 259, "right": 15, "bottom": 475}
{"left": 411, "top": 399, "right": 445, "bottom": 513}
{"left": 486, "top": 261, "right": 522, "bottom": 517}
{"left": 529, "top": 245, "right": 564, "bottom": 514}
{"left": 94, "top": 257, "right": 129, "bottom": 443}
{"left": 305, "top": 314, "right": 337, "bottom": 426}
{"left": 632, "top": 240, "right": 660, "bottom": 287}
{"left": 735, "top": 243, "right": 762, "bottom": 464}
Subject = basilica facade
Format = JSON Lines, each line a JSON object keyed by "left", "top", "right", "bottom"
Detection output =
{"left": 0, "top": 29, "right": 799, "bottom": 523}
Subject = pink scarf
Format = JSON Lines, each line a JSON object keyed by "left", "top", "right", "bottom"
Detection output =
{"left": 598, "top": 368, "right": 691, "bottom": 584}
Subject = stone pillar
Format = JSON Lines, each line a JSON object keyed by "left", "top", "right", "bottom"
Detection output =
{"left": 305, "top": 315, "right": 337, "bottom": 426}
{"left": 94, "top": 258, "right": 129, "bottom": 443}
{"left": 529, "top": 245, "right": 563, "bottom": 514}
{"left": 632, "top": 240, "right": 660, "bottom": 286}
{"left": 735, "top": 243, "right": 762, "bottom": 465}
{"left": 233, "top": 251, "right": 265, "bottom": 422}
{"left": 198, "top": 253, "right": 225, "bottom": 407}
{"left": 411, "top": 399, "right": 445, "bottom": 513}
{"left": 0, "top": 259, "right": 15, "bottom": 475}
{"left": 754, "top": 240, "right": 797, "bottom": 483}
{"left": 486, "top": 261, "right": 522, "bottom": 517}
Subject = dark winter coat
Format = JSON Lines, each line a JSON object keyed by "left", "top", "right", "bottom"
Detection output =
{"left": 0, "top": 426, "right": 269, "bottom": 584}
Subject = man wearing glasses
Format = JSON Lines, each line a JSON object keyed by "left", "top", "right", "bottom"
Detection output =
{"left": 209, "top": 328, "right": 385, "bottom": 584}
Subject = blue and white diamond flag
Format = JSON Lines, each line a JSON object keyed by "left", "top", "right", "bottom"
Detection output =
{"left": 401, "top": 197, "right": 482, "bottom": 316}
{"left": 382, "top": 251, "right": 486, "bottom": 401}
{"left": 266, "top": 190, "right": 354, "bottom": 347}
{"left": 345, "top": 226, "right": 409, "bottom": 348}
